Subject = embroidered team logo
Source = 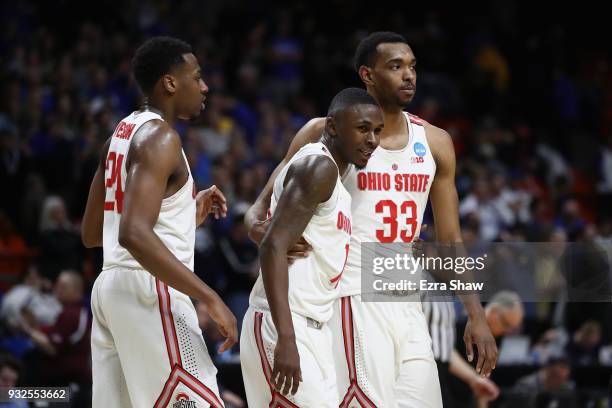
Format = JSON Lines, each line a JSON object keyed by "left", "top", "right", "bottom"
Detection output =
{"left": 172, "top": 393, "right": 196, "bottom": 408}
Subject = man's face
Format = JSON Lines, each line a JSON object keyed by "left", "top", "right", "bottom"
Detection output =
{"left": 173, "top": 53, "right": 209, "bottom": 120}
{"left": 487, "top": 305, "right": 524, "bottom": 337}
{"left": 368, "top": 43, "right": 417, "bottom": 108}
{"left": 331, "top": 104, "right": 383, "bottom": 169}
{"left": 543, "top": 363, "right": 570, "bottom": 391}
{"left": 0, "top": 367, "right": 18, "bottom": 387}
{"left": 53, "top": 273, "right": 81, "bottom": 304}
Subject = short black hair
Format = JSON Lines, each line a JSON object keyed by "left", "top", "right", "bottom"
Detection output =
{"left": 132, "top": 36, "right": 192, "bottom": 95}
{"left": 353, "top": 31, "right": 409, "bottom": 72}
{"left": 327, "top": 87, "right": 379, "bottom": 117}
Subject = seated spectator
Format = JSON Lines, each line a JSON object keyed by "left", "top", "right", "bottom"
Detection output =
{"left": 566, "top": 320, "right": 602, "bottom": 366}
{"left": 0, "top": 353, "right": 28, "bottom": 408}
{"left": 531, "top": 328, "right": 570, "bottom": 365}
{"left": 19, "top": 270, "right": 90, "bottom": 393}
{"left": 37, "top": 196, "right": 81, "bottom": 281}
{"left": 0, "top": 264, "right": 61, "bottom": 330}
{"left": 512, "top": 357, "right": 576, "bottom": 408}
{"left": 459, "top": 178, "right": 505, "bottom": 241}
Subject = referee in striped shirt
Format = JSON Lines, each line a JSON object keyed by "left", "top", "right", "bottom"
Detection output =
{"left": 422, "top": 273, "right": 501, "bottom": 407}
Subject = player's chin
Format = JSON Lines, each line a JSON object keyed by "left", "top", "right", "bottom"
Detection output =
{"left": 354, "top": 158, "right": 368, "bottom": 170}
{"left": 188, "top": 109, "right": 203, "bottom": 120}
{"left": 397, "top": 96, "right": 413, "bottom": 107}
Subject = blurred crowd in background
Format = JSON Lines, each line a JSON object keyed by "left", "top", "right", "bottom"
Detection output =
{"left": 0, "top": 0, "right": 611, "bottom": 406}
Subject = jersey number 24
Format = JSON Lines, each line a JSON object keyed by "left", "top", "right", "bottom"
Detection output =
{"left": 104, "top": 151, "right": 125, "bottom": 214}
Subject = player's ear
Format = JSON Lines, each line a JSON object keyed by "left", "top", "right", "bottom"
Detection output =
{"left": 162, "top": 74, "right": 177, "bottom": 94}
{"left": 359, "top": 65, "right": 374, "bottom": 86}
{"left": 325, "top": 116, "right": 337, "bottom": 138}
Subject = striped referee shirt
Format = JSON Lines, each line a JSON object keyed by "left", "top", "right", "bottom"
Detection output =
{"left": 422, "top": 294, "right": 456, "bottom": 363}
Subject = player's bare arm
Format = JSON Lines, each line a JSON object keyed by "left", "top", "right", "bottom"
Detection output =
{"left": 81, "top": 138, "right": 112, "bottom": 248}
{"left": 118, "top": 120, "right": 237, "bottom": 351}
{"left": 259, "top": 154, "right": 338, "bottom": 396}
{"left": 245, "top": 118, "right": 325, "bottom": 247}
{"left": 427, "top": 123, "right": 498, "bottom": 377}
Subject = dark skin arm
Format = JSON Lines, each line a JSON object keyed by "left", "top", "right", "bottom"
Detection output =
{"left": 81, "top": 138, "right": 111, "bottom": 248}
{"left": 427, "top": 123, "right": 498, "bottom": 377}
{"left": 245, "top": 118, "right": 325, "bottom": 256}
{"left": 116, "top": 121, "right": 236, "bottom": 352}
{"left": 81, "top": 140, "right": 227, "bottom": 248}
{"left": 259, "top": 154, "right": 338, "bottom": 396}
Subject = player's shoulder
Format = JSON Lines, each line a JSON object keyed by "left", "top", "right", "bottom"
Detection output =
{"left": 286, "top": 153, "right": 338, "bottom": 202}
{"left": 131, "top": 119, "right": 181, "bottom": 152}
{"left": 405, "top": 113, "right": 454, "bottom": 165}
{"left": 289, "top": 152, "right": 338, "bottom": 183}
{"left": 420, "top": 120, "right": 453, "bottom": 158}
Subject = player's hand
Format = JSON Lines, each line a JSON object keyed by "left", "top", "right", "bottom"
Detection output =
{"left": 287, "top": 237, "right": 312, "bottom": 260}
{"left": 469, "top": 375, "right": 500, "bottom": 401}
{"left": 249, "top": 218, "right": 312, "bottom": 261}
{"left": 464, "top": 311, "right": 498, "bottom": 377}
{"left": 196, "top": 185, "right": 227, "bottom": 226}
{"left": 206, "top": 297, "right": 238, "bottom": 353}
{"left": 272, "top": 337, "right": 302, "bottom": 396}
{"left": 412, "top": 224, "right": 428, "bottom": 257}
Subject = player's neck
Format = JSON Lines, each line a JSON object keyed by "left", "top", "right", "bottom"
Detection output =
{"left": 141, "top": 98, "right": 176, "bottom": 127}
{"left": 380, "top": 108, "right": 407, "bottom": 139}
{"left": 321, "top": 134, "right": 347, "bottom": 175}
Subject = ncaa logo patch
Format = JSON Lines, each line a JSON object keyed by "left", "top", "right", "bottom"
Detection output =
{"left": 413, "top": 142, "right": 427, "bottom": 157}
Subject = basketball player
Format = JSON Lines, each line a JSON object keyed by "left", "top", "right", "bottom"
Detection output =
{"left": 245, "top": 32, "right": 497, "bottom": 407}
{"left": 82, "top": 37, "right": 237, "bottom": 408}
{"left": 240, "top": 88, "right": 383, "bottom": 407}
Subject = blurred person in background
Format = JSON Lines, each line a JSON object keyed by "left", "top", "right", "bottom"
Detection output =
{"left": 0, "top": 264, "right": 61, "bottom": 330}
{"left": 512, "top": 357, "right": 576, "bottom": 408}
{"left": 37, "top": 196, "right": 81, "bottom": 282}
{"left": 485, "top": 290, "right": 524, "bottom": 338}
{"left": 18, "top": 270, "right": 91, "bottom": 404}
{"left": 566, "top": 320, "right": 602, "bottom": 366}
{"left": 0, "top": 353, "right": 28, "bottom": 408}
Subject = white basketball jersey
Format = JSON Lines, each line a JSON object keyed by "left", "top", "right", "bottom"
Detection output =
{"left": 102, "top": 111, "right": 196, "bottom": 271}
{"left": 339, "top": 113, "right": 436, "bottom": 296}
{"left": 249, "top": 143, "right": 352, "bottom": 323}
